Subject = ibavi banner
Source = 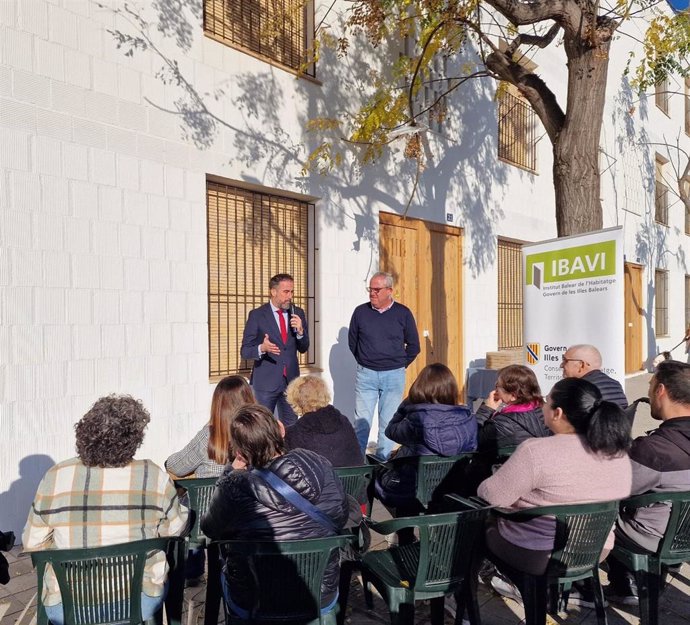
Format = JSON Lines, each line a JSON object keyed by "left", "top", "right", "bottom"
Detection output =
{"left": 522, "top": 227, "right": 624, "bottom": 394}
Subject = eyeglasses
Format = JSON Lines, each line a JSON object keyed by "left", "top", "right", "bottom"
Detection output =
{"left": 561, "top": 357, "right": 586, "bottom": 365}
{"left": 366, "top": 287, "right": 390, "bottom": 294}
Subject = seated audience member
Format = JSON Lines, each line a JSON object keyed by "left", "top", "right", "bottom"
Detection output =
{"left": 23, "top": 395, "right": 189, "bottom": 625}
{"left": 561, "top": 344, "right": 628, "bottom": 409}
{"left": 478, "top": 378, "right": 632, "bottom": 603}
{"left": 166, "top": 375, "right": 255, "bottom": 478}
{"left": 375, "top": 363, "right": 477, "bottom": 511}
{"left": 200, "top": 404, "right": 349, "bottom": 618}
{"left": 285, "top": 375, "right": 363, "bottom": 467}
{"left": 607, "top": 360, "right": 690, "bottom": 605}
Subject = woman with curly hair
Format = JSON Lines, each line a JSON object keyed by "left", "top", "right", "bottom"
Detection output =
{"left": 166, "top": 375, "right": 255, "bottom": 477}
{"left": 23, "top": 395, "right": 189, "bottom": 625}
{"left": 284, "top": 375, "right": 362, "bottom": 467}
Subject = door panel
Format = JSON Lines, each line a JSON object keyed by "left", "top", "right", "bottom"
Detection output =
{"left": 624, "top": 263, "right": 643, "bottom": 373}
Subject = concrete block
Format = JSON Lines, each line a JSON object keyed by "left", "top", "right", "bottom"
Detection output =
{"left": 147, "top": 194, "right": 169, "bottom": 228}
{"left": 0, "top": 66, "right": 11, "bottom": 97}
{"left": 0, "top": 248, "right": 9, "bottom": 286}
{"left": 37, "top": 362, "right": 68, "bottom": 398}
{"left": 34, "top": 287, "right": 65, "bottom": 324}
{"left": 32, "top": 212, "right": 64, "bottom": 251}
{"left": 116, "top": 154, "right": 140, "bottom": 190}
{"left": 186, "top": 235, "right": 207, "bottom": 268}
{"left": 164, "top": 165, "right": 185, "bottom": 198}
{"left": 92, "top": 57, "right": 117, "bottom": 96}
{"left": 117, "top": 66, "right": 141, "bottom": 103}
{"left": 107, "top": 126, "right": 138, "bottom": 156}
{"left": 0, "top": 210, "right": 31, "bottom": 249}
{"left": 34, "top": 135, "right": 62, "bottom": 176}
{"left": 170, "top": 262, "right": 193, "bottom": 292}
{"left": 10, "top": 248, "right": 42, "bottom": 286}
{"left": 144, "top": 292, "right": 167, "bottom": 324}
{"left": 169, "top": 198, "right": 191, "bottom": 231}
{"left": 173, "top": 383, "right": 195, "bottom": 414}
{"left": 9, "top": 170, "right": 40, "bottom": 211}
{"left": 185, "top": 170, "right": 204, "bottom": 202}
{"left": 92, "top": 220, "right": 120, "bottom": 257}
{"left": 36, "top": 108, "right": 72, "bottom": 142}
{"left": 89, "top": 148, "right": 116, "bottom": 186}
{"left": 162, "top": 140, "right": 190, "bottom": 168}
{"left": 5, "top": 364, "right": 36, "bottom": 402}
{"left": 93, "top": 290, "right": 120, "bottom": 324}
{"left": 13, "top": 69, "right": 51, "bottom": 106}
{"left": 43, "top": 250, "right": 71, "bottom": 287}
{"left": 101, "top": 323, "right": 125, "bottom": 357}
{"left": 66, "top": 289, "right": 93, "bottom": 325}
{"left": 119, "top": 356, "right": 146, "bottom": 389}
{"left": 119, "top": 222, "right": 141, "bottom": 258}
{"left": 0, "top": 0, "right": 17, "bottom": 28}
{"left": 73, "top": 324, "right": 102, "bottom": 360}
{"left": 118, "top": 100, "right": 147, "bottom": 132}
{"left": 187, "top": 295, "right": 207, "bottom": 323}
{"left": 146, "top": 355, "right": 168, "bottom": 388}
{"left": 0, "top": 98, "right": 36, "bottom": 133}
{"left": 68, "top": 359, "right": 95, "bottom": 396}
{"left": 99, "top": 256, "right": 124, "bottom": 290}
{"left": 72, "top": 118, "right": 107, "bottom": 148}
{"left": 3, "top": 286, "right": 32, "bottom": 325}
{"left": 40, "top": 175, "right": 70, "bottom": 215}
{"left": 2, "top": 26, "right": 33, "bottom": 72}
{"left": 34, "top": 38, "right": 65, "bottom": 81}
{"left": 95, "top": 358, "right": 120, "bottom": 393}
{"left": 43, "top": 324, "right": 72, "bottom": 361}
{"left": 172, "top": 323, "right": 194, "bottom": 354}
{"left": 63, "top": 217, "right": 91, "bottom": 254}
{"left": 137, "top": 134, "right": 166, "bottom": 161}
{"left": 150, "top": 322, "right": 172, "bottom": 354}
{"left": 97, "top": 185, "right": 122, "bottom": 222}
{"left": 0, "top": 128, "right": 30, "bottom": 170}
{"left": 193, "top": 322, "right": 207, "bottom": 353}
{"left": 148, "top": 259, "right": 171, "bottom": 291}
{"left": 48, "top": 4, "right": 79, "bottom": 48}
{"left": 71, "top": 253, "right": 100, "bottom": 289}
{"left": 120, "top": 290, "right": 143, "bottom": 324}
{"left": 62, "top": 1, "right": 90, "bottom": 18}
{"left": 123, "top": 190, "right": 148, "bottom": 225}
{"left": 77, "top": 15, "right": 103, "bottom": 57}
{"left": 18, "top": 0, "right": 48, "bottom": 37}
{"left": 124, "top": 257, "right": 150, "bottom": 291}
{"left": 62, "top": 143, "right": 89, "bottom": 181}
{"left": 125, "top": 323, "right": 151, "bottom": 357}
{"left": 11, "top": 324, "right": 43, "bottom": 363}
{"left": 141, "top": 226, "right": 165, "bottom": 260}
{"left": 166, "top": 291, "right": 187, "bottom": 323}
{"left": 167, "top": 353, "right": 189, "bottom": 384}
{"left": 165, "top": 229, "right": 186, "bottom": 262}
{"left": 52, "top": 81, "right": 86, "bottom": 116}
{"left": 147, "top": 110, "right": 179, "bottom": 140}
{"left": 69, "top": 180, "right": 98, "bottom": 219}
{"left": 64, "top": 48, "right": 91, "bottom": 89}
{"left": 140, "top": 160, "right": 164, "bottom": 195}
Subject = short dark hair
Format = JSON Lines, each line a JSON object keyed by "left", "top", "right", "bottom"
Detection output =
{"left": 548, "top": 378, "right": 631, "bottom": 457}
{"left": 408, "top": 363, "right": 459, "bottom": 405}
{"left": 230, "top": 404, "right": 285, "bottom": 468}
{"left": 269, "top": 274, "right": 294, "bottom": 290}
{"left": 654, "top": 360, "right": 690, "bottom": 405}
{"left": 75, "top": 395, "right": 150, "bottom": 468}
{"left": 497, "top": 365, "right": 543, "bottom": 405}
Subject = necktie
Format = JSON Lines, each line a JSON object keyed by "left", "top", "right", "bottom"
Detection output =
{"left": 278, "top": 309, "right": 288, "bottom": 378}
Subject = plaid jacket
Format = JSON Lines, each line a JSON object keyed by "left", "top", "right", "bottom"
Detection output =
{"left": 23, "top": 457, "right": 189, "bottom": 606}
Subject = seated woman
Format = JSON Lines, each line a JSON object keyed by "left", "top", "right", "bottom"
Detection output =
{"left": 165, "top": 375, "right": 255, "bottom": 477}
{"left": 284, "top": 375, "right": 363, "bottom": 467}
{"left": 374, "top": 363, "right": 477, "bottom": 512}
{"left": 478, "top": 377, "right": 632, "bottom": 586}
{"left": 23, "top": 395, "right": 189, "bottom": 625}
{"left": 200, "top": 404, "right": 349, "bottom": 618}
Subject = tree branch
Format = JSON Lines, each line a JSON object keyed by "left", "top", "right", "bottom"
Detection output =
{"left": 506, "top": 22, "right": 561, "bottom": 55}
{"left": 483, "top": 0, "right": 574, "bottom": 26}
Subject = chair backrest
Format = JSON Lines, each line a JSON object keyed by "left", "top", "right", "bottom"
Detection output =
{"left": 333, "top": 465, "right": 374, "bottom": 515}
{"left": 31, "top": 537, "right": 178, "bottom": 625}
{"left": 174, "top": 477, "right": 217, "bottom": 546}
{"left": 621, "top": 490, "right": 690, "bottom": 562}
{"left": 416, "top": 454, "right": 475, "bottom": 509}
{"left": 215, "top": 535, "right": 352, "bottom": 623}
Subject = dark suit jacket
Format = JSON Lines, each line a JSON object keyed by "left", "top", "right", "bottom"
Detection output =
{"left": 240, "top": 303, "right": 309, "bottom": 391}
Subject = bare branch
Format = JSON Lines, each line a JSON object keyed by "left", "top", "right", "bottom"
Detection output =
{"left": 506, "top": 22, "right": 561, "bottom": 55}
{"left": 483, "top": 0, "right": 575, "bottom": 27}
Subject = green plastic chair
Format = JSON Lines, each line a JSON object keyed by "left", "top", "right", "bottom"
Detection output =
{"left": 360, "top": 506, "right": 489, "bottom": 625}
{"left": 213, "top": 534, "right": 354, "bottom": 625}
{"left": 31, "top": 537, "right": 184, "bottom": 625}
{"left": 484, "top": 499, "right": 620, "bottom": 625}
{"left": 609, "top": 490, "right": 690, "bottom": 625}
{"left": 333, "top": 465, "right": 375, "bottom": 516}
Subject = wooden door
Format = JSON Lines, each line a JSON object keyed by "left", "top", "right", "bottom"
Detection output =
{"left": 624, "top": 263, "right": 643, "bottom": 373}
{"left": 379, "top": 213, "right": 464, "bottom": 396}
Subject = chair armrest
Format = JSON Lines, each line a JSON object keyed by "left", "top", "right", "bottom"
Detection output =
{"left": 619, "top": 491, "right": 683, "bottom": 509}
{"left": 491, "top": 500, "right": 619, "bottom": 520}
{"left": 364, "top": 516, "right": 423, "bottom": 535}
{"left": 444, "top": 495, "right": 490, "bottom": 511}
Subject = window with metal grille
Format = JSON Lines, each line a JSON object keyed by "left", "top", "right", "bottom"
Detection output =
{"left": 498, "top": 84, "right": 537, "bottom": 172}
{"left": 655, "top": 155, "right": 669, "bottom": 225}
{"left": 655, "top": 77, "right": 670, "bottom": 115}
{"left": 203, "top": 0, "right": 315, "bottom": 77}
{"left": 497, "top": 239, "right": 524, "bottom": 350}
{"left": 655, "top": 269, "right": 669, "bottom": 337}
{"left": 207, "top": 181, "right": 316, "bottom": 378}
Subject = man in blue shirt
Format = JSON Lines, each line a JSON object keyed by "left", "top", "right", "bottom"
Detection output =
{"left": 348, "top": 272, "right": 420, "bottom": 458}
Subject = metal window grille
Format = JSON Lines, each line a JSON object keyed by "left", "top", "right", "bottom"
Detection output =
{"left": 497, "top": 239, "right": 524, "bottom": 349}
{"left": 203, "top": 0, "right": 315, "bottom": 77}
{"left": 207, "top": 181, "right": 316, "bottom": 378}
{"left": 498, "top": 87, "right": 537, "bottom": 172}
{"left": 655, "top": 269, "right": 669, "bottom": 337}
{"left": 656, "top": 78, "right": 670, "bottom": 115}
{"left": 655, "top": 180, "right": 669, "bottom": 225}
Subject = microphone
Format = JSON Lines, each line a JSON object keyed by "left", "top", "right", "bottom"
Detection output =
{"left": 290, "top": 304, "right": 297, "bottom": 334}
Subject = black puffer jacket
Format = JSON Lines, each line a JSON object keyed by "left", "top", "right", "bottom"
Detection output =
{"left": 583, "top": 370, "right": 628, "bottom": 409}
{"left": 475, "top": 402, "right": 551, "bottom": 453}
{"left": 200, "top": 449, "right": 349, "bottom": 611}
{"left": 284, "top": 405, "right": 363, "bottom": 467}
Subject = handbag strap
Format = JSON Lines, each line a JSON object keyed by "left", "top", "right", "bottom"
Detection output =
{"left": 252, "top": 468, "right": 338, "bottom": 534}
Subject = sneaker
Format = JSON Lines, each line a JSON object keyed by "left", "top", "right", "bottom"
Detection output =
{"left": 567, "top": 586, "right": 609, "bottom": 609}
{"left": 490, "top": 575, "right": 523, "bottom": 604}
{"left": 606, "top": 576, "right": 639, "bottom": 606}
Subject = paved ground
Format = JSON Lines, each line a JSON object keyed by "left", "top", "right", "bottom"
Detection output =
{"left": 2, "top": 372, "right": 688, "bottom": 625}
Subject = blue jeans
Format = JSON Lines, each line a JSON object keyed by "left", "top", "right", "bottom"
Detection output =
{"left": 253, "top": 384, "right": 298, "bottom": 427}
{"left": 354, "top": 365, "right": 406, "bottom": 459}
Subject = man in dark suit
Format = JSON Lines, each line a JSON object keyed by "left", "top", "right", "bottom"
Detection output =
{"left": 240, "top": 273, "right": 309, "bottom": 426}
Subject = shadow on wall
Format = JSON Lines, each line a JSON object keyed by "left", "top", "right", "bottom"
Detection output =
{"left": 328, "top": 327, "right": 356, "bottom": 421}
{"left": 0, "top": 455, "right": 55, "bottom": 538}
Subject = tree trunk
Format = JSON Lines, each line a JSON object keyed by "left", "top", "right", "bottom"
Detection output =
{"left": 553, "top": 36, "right": 611, "bottom": 237}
